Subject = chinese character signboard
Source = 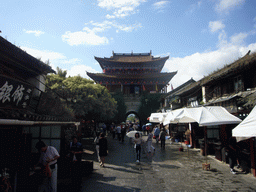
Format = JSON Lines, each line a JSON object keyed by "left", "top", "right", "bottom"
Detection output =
{"left": 0, "top": 76, "right": 34, "bottom": 109}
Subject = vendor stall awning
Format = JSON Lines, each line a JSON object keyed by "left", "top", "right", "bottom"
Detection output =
{"left": 162, "top": 106, "right": 241, "bottom": 126}
{"left": 232, "top": 105, "right": 256, "bottom": 142}
{"left": 0, "top": 119, "right": 80, "bottom": 126}
{"left": 149, "top": 113, "right": 167, "bottom": 123}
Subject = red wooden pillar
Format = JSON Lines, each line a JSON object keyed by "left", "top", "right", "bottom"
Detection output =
{"left": 250, "top": 138, "right": 256, "bottom": 177}
{"left": 204, "top": 126, "right": 208, "bottom": 156}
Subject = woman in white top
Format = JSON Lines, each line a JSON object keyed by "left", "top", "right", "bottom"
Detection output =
{"left": 134, "top": 132, "right": 144, "bottom": 162}
{"left": 94, "top": 132, "right": 101, "bottom": 163}
{"left": 147, "top": 130, "right": 155, "bottom": 153}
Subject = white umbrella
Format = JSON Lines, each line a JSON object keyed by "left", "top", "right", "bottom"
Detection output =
{"left": 126, "top": 131, "right": 143, "bottom": 138}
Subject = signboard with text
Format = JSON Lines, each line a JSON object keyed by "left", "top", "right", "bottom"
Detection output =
{"left": 0, "top": 76, "right": 34, "bottom": 109}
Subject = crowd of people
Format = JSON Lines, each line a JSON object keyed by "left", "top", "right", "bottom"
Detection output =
{"left": 32, "top": 122, "right": 169, "bottom": 192}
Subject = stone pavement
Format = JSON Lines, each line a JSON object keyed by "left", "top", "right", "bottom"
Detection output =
{"left": 80, "top": 134, "right": 256, "bottom": 192}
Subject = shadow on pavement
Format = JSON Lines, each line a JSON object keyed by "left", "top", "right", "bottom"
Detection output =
{"left": 81, "top": 172, "right": 141, "bottom": 192}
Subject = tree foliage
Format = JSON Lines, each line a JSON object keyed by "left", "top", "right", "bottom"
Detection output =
{"left": 137, "top": 93, "right": 162, "bottom": 125}
{"left": 45, "top": 74, "right": 117, "bottom": 122}
{"left": 109, "top": 92, "right": 127, "bottom": 123}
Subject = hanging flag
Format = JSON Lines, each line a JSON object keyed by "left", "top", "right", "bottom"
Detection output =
{"left": 155, "top": 84, "right": 158, "bottom": 91}
{"left": 171, "top": 84, "right": 174, "bottom": 90}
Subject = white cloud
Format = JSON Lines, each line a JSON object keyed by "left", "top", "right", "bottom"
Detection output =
{"left": 186, "top": 1, "right": 202, "bottom": 14}
{"left": 62, "top": 20, "right": 141, "bottom": 46}
{"left": 153, "top": 1, "right": 169, "bottom": 10}
{"left": 20, "top": 46, "right": 66, "bottom": 70}
{"left": 24, "top": 30, "right": 45, "bottom": 37}
{"left": 164, "top": 43, "right": 256, "bottom": 91}
{"left": 67, "top": 65, "right": 100, "bottom": 79}
{"left": 209, "top": 21, "right": 225, "bottom": 33}
{"left": 20, "top": 46, "right": 100, "bottom": 80}
{"left": 97, "top": 0, "right": 146, "bottom": 19}
{"left": 62, "top": 31, "right": 109, "bottom": 46}
{"left": 230, "top": 32, "right": 248, "bottom": 45}
{"left": 215, "top": 0, "right": 245, "bottom": 13}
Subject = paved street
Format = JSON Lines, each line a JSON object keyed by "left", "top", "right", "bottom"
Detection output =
{"left": 80, "top": 134, "right": 256, "bottom": 192}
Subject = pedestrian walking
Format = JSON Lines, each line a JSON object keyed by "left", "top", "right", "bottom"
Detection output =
{"left": 159, "top": 128, "right": 167, "bottom": 149}
{"left": 35, "top": 141, "right": 60, "bottom": 192}
{"left": 111, "top": 123, "right": 116, "bottom": 139}
{"left": 153, "top": 126, "right": 160, "bottom": 144}
{"left": 99, "top": 133, "right": 108, "bottom": 167}
{"left": 227, "top": 137, "right": 240, "bottom": 174}
{"left": 147, "top": 130, "right": 155, "bottom": 153}
{"left": 69, "top": 136, "right": 84, "bottom": 191}
{"left": 94, "top": 132, "right": 101, "bottom": 163}
{"left": 116, "top": 124, "right": 121, "bottom": 142}
{"left": 134, "top": 132, "right": 144, "bottom": 162}
{"left": 121, "top": 124, "right": 126, "bottom": 143}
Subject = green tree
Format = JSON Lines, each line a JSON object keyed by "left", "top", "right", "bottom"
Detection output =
{"left": 109, "top": 92, "right": 127, "bottom": 123}
{"left": 137, "top": 93, "right": 162, "bottom": 125}
{"left": 45, "top": 74, "right": 117, "bottom": 122}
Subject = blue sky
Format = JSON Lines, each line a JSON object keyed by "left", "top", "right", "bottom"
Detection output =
{"left": 1, "top": 0, "right": 256, "bottom": 91}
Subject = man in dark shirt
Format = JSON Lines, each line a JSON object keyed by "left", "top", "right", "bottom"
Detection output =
{"left": 69, "top": 136, "right": 83, "bottom": 190}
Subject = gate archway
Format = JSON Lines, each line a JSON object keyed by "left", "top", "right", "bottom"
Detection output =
{"left": 125, "top": 111, "right": 141, "bottom": 129}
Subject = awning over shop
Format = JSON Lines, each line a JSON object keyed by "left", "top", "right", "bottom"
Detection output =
{"left": 0, "top": 119, "right": 80, "bottom": 126}
{"left": 149, "top": 113, "right": 167, "bottom": 123}
{"left": 162, "top": 106, "right": 241, "bottom": 126}
{"left": 232, "top": 105, "right": 256, "bottom": 142}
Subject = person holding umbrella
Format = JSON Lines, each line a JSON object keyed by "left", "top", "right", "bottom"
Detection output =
{"left": 134, "top": 132, "right": 144, "bottom": 163}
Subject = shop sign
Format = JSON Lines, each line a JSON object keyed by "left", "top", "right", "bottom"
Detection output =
{"left": 0, "top": 76, "right": 34, "bottom": 109}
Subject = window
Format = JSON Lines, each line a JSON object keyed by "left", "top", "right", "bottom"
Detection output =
{"left": 207, "top": 126, "right": 220, "bottom": 139}
{"left": 234, "top": 76, "right": 243, "bottom": 93}
{"left": 213, "top": 86, "right": 221, "bottom": 97}
{"left": 23, "top": 126, "right": 61, "bottom": 153}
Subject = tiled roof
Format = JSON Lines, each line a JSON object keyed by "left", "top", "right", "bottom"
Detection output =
{"left": 0, "top": 36, "right": 55, "bottom": 74}
{"left": 87, "top": 71, "right": 177, "bottom": 82}
{"left": 201, "top": 51, "right": 256, "bottom": 85}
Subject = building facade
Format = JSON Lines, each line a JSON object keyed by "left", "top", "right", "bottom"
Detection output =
{"left": 87, "top": 51, "right": 177, "bottom": 113}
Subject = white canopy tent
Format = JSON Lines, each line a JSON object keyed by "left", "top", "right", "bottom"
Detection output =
{"left": 149, "top": 112, "right": 167, "bottom": 123}
{"left": 162, "top": 106, "right": 241, "bottom": 126}
{"left": 232, "top": 105, "right": 256, "bottom": 142}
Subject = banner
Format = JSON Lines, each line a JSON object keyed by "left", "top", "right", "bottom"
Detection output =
{"left": 0, "top": 76, "right": 34, "bottom": 109}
